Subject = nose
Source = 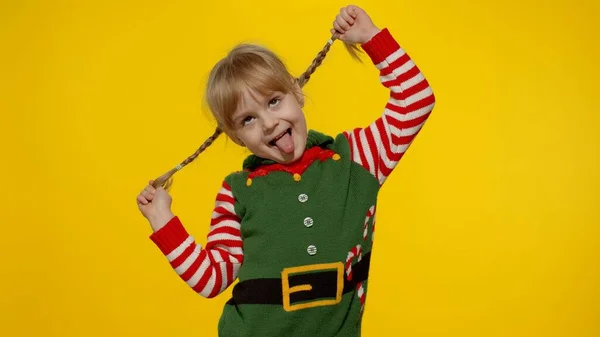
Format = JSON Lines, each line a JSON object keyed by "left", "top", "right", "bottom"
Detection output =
{"left": 262, "top": 112, "right": 279, "bottom": 133}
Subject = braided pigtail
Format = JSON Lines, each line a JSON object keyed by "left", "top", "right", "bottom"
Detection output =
{"left": 151, "top": 127, "right": 223, "bottom": 190}
{"left": 297, "top": 36, "right": 362, "bottom": 87}
{"left": 151, "top": 34, "right": 361, "bottom": 191}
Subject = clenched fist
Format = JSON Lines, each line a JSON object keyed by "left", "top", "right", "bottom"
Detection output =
{"left": 137, "top": 180, "right": 175, "bottom": 232}
{"left": 331, "top": 5, "right": 380, "bottom": 45}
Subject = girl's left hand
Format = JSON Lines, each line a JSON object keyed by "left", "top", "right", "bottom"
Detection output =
{"left": 331, "top": 5, "right": 380, "bottom": 45}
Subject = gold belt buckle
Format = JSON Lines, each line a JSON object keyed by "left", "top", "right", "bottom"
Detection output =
{"left": 281, "top": 262, "right": 344, "bottom": 312}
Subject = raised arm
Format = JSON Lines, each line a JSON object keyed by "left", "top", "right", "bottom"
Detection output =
{"left": 343, "top": 27, "right": 435, "bottom": 185}
{"left": 149, "top": 181, "right": 243, "bottom": 298}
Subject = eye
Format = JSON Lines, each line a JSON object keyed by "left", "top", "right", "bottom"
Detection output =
{"left": 268, "top": 97, "right": 281, "bottom": 109}
{"left": 241, "top": 116, "right": 255, "bottom": 126}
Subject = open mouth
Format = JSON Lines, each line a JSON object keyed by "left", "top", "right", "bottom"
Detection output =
{"left": 268, "top": 128, "right": 292, "bottom": 146}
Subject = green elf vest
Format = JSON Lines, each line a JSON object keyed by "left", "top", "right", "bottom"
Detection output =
{"left": 218, "top": 130, "right": 380, "bottom": 337}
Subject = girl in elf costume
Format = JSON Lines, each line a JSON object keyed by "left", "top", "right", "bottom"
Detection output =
{"left": 137, "top": 5, "right": 435, "bottom": 337}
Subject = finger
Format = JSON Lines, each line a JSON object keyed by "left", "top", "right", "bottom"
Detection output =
{"left": 144, "top": 184, "right": 156, "bottom": 194}
{"left": 347, "top": 5, "right": 359, "bottom": 18}
{"left": 333, "top": 20, "right": 344, "bottom": 34}
{"left": 340, "top": 8, "right": 354, "bottom": 25}
{"left": 137, "top": 194, "right": 148, "bottom": 205}
{"left": 336, "top": 15, "right": 351, "bottom": 31}
{"left": 141, "top": 190, "right": 154, "bottom": 201}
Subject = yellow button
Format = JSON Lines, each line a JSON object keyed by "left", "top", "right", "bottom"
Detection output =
{"left": 293, "top": 173, "right": 301, "bottom": 182}
{"left": 246, "top": 178, "right": 252, "bottom": 186}
{"left": 333, "top": 154, "right": 341, "bottom": 161}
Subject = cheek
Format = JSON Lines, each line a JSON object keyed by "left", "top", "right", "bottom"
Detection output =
{"left": 294, "top": 109, "right": 307, "bottom": 127}
{"left": 233, "top": 130, "right": 249, "bottom": 147}
{"left": 237, "top": 128, "right": 262, "bottom": 147}
{"left": 286, "top": 105, "right": 305, "bottom": 123}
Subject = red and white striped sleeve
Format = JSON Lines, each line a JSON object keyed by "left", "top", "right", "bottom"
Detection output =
{"left": 149, "top": 181, "right": 243, "bottom": 298}
{"left": 343, "top": 28, "right": 436, "bottom": 185}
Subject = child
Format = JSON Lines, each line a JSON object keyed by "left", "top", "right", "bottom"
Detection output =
{"left": 137, "top": 5, "right": 435, "bottom": 337}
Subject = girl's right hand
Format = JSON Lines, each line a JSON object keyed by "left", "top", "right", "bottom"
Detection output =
{"left": 137, "top": 180, "right": 175, "bottom": 231}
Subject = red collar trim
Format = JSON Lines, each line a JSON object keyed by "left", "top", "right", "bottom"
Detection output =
{"left": 247, "top": 146, "right": 336, "bottom": 179}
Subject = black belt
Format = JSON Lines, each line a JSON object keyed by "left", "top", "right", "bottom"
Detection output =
{"left": 226, "top": 252, "right": 370, "bottom": 310}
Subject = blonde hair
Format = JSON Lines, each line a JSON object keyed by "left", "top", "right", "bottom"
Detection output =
{"left": 151, "top": 37, "right": 361, "bottom": 190}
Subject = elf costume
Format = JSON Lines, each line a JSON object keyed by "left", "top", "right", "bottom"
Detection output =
{"left": 150, "top": 28, "right": 435, "bottom": 337}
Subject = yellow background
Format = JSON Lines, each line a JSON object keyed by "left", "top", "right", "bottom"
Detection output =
{"left": 1, "top": 0, "right": 598, "bottom": 336}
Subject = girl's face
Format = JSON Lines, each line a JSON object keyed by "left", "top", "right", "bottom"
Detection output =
{"left": 229, "top": 86, "right": 307, "bottom": 164}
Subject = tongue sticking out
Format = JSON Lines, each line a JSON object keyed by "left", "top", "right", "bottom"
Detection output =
{"left": 274, "top": 132, "right": 294, "bottom": 154}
